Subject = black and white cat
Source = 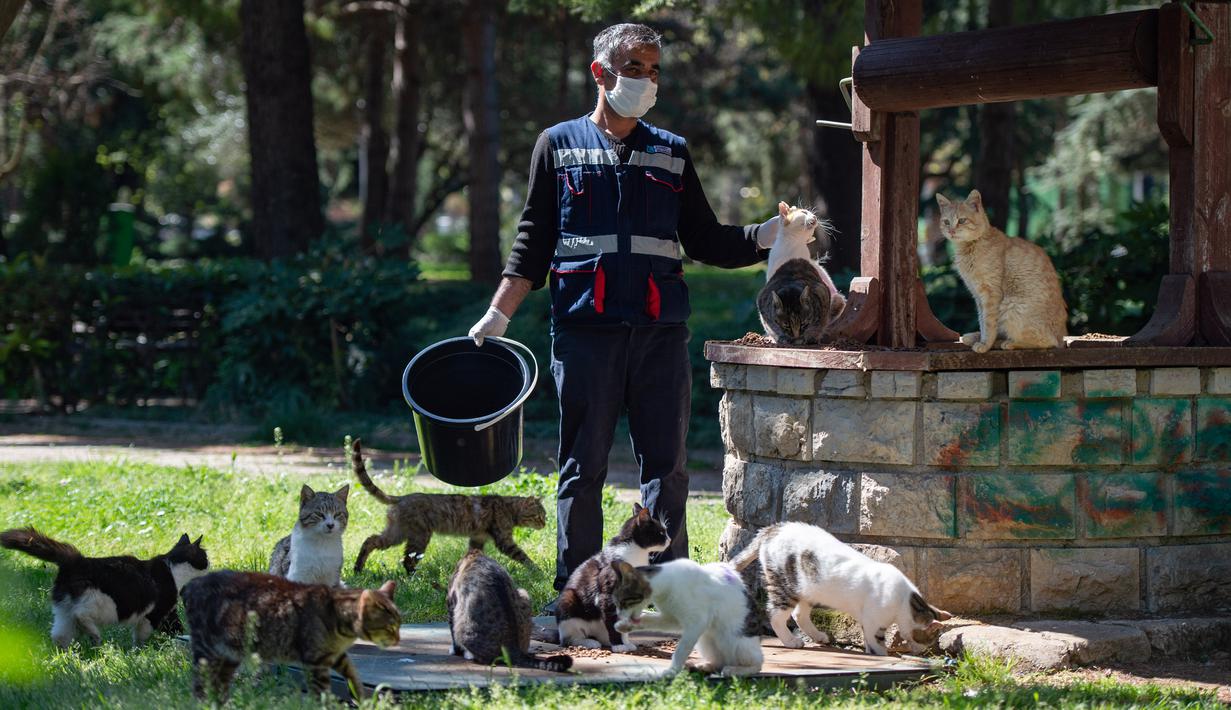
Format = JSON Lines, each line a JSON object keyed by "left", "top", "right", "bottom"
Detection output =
{"left": 555, "top": 503, "right": 669, "bottom": 652}
{"left": 612, "top": 559, "right": 763, "bottom": 677}
{"left": 731, "top": 522, "right": 951, "bottom": 655}
{"left": 757, "top": 201, "right": 846, "bottom": 345}
{"left": 1, "top": 527, "right": 209, "bottom": 647}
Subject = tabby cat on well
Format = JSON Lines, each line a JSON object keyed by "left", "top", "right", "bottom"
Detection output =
{"left": 0, "top": 528, "right": 208, "bottom": 648}
{"left": 447, "top": 549, "right": 572, "bottom": 672}
{"left": 731, "top": 521, "right": 950, "bottom": 655}
{"left": 268, "top": 483, "right": 349, "bottom": 587}
{"left": 936, "top": 189, "right": 1068, "bottom": 352}
{"left": 183, "top": 570, "right": 400, "bottom": 702}
{"left": 350, "top": 439, "right": 546, "bottom": 575}
{"left": 555, "top": 503, "right": 669, "bottom": 652}
{"left": 758, "top": 201, "right": 846, "bottom": 345}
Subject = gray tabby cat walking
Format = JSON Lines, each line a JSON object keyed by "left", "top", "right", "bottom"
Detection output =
{"left": 268, "top": 483, "right": 349, "bottom": 586}
{"left": 350, "top": 439, "right": 546, "bottom": 575}
{"left": 183, "top": 571, "right": 400, "bottom": 702}
{"left": 447, "top": 549, "right": 572, "bottom": 672}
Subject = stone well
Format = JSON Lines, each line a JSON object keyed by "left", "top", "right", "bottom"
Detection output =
{"left": 707, "top": 343, "right": 1231, "bottom": 615}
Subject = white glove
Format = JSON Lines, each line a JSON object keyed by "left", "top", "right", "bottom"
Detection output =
{"left": 757, "top": 215, "right": 781, "bottom": 249}
{"left": 468, "top": 306, "right": 510, "bottom": 346}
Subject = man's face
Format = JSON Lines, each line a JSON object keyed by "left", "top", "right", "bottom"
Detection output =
{"left": 593, "top": 44, "right": 660, "bottom": 91}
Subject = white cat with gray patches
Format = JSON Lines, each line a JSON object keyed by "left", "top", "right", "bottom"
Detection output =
{"left": 612, "top": 559, "right": 763, "bottom": 677}
{"left": 268, "top": 484, "right": 349, "bottom": 587}
{"left": 731, "top": 522, "right": 951, "bottom": 655}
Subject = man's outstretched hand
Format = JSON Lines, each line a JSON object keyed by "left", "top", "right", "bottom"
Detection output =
{"left": 468, "top": 306, "right": 510, "bottom": 346}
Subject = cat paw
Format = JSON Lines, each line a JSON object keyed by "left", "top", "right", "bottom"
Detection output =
{"left": 960, "top": 332, "right": 980, "bottom": 346}
{"left": 971, "top": 340, "right": 992, "bottom": 354}
{"left": 804, "top": 631, "right": 831, "bottom": 644}
{"left": 611, "top": 643, "right": 638, "bottom": 653}
{"left": 778, "top": 635, "right": 805, "bottom": 649}
{"left": 570, "top": 638, "right": 602, "bottom": 650}
{"left": 614, "top": 620, "right": 634, "bottom": 633}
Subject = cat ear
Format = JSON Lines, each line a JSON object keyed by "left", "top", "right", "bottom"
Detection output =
{"left": 612, "top": 560, "right": 635, "bottom": 579}
{"left": 378, "top": 580, "right": 396, "bottom": 597}
{"left": 966, "top": 189, "right": 983, "bottom": 211}
{"left": 334, "top": 484, "right": 350, "bottom": 502}
{"left": 193, "top": 535, "right": 203, "bottom": 547}
{"left": 932, "top": 606, "right": 953, "bottom": 621}
{"left": 771, "top": 291, "right": 783, "bottom": 311}
{"left": 300, "top": 484, "right": 315, "bottom": 504}
{"left": 935, "top": 193, "right": 951, "bottom": 209}
{"left": 178, "top": 533, "right": 190, "bottom": 545}
{"left": 632, "top": 502, "right": 644, "bottom": 515}
{"left": 778, "top": 201, "right": 789, "bottom": 218}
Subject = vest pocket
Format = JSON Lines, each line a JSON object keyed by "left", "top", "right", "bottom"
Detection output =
{"left": 550, "top": 258, "right": 605, "bottom": 321}
{"left": 648, "top": 269, "right": 690, "bottom": 323}
{"left": 642, "top": 169, "right": 683, "bottom": 236}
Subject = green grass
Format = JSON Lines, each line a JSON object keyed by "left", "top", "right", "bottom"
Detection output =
{"left": 0, "top": 458, "right": 1221, "bottom": 708}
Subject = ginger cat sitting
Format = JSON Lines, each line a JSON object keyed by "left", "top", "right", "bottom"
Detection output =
{"left": 936, "top": 190, "right": 1068, "bottom": 353}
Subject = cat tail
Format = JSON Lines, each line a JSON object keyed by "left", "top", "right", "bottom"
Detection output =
{"left": 728, "top": 536, "right": 762, "bottom": 573}
{"left": 515, "top": 652, "right": 573, "bottom": 673}
{"left": 0, "top": 527, "right": 81, "bottom": 565}
{"left": 349, "top": 439, "right": 398, "bottom": 505}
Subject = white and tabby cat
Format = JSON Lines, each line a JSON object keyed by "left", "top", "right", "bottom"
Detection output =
{"left": 936, "top": 189, "right": 1067, "bottom": 352}
{"left": 612, "top": 559, "right": 763, "bottom": 677}
{"left": 731, "top": 522, "right": 950, "bottom": 656}
{"left": 758, "top": 201, "right": 846, "bottom": 345}
{"left": 268, "top": 484, "right": 349, "bottom": 587}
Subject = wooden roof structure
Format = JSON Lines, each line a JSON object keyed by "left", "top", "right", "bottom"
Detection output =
{"left": 827, "top": 0, "right": 1231, "bottom": 351}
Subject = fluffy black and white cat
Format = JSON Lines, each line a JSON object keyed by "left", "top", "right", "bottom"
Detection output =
{"left": 612, "top": 559, "right": 763, "bottom": 677}
{"left": 555, "top": 503, "right": 669, "bottom": 652}
{"left": 0, "top": 527, "right": 209, "bottom": 647}
{"left": 731, "top": 522, "right": 950, "bottom": 655}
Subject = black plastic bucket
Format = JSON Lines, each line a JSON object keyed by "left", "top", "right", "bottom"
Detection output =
{"left": 401, "top": 336, "right": 538, "bottom": 486}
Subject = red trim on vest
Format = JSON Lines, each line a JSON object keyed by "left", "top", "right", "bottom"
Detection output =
{"left": 644, "top": 273, "right": 661, "bottom": 320}
{"left": 594, "top": 265, "right": 606, "bottom": 314}
{"left": 644, "top": 170, "right": 683, "bottom": 192}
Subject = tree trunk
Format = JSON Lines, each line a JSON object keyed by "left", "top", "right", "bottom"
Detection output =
{"left": 360, "top": 13, "right": 391, "bottom": 252}
{"left": 239, "top": 0, "right": 323, "bottom": 259}
{"left": 0, "top": 0, "right": 27, "bottom": 43}
{"left": 556, "top": 7, "right": 571, "bottom": 121}
{"left": 804, "top": 82, "right": 863, "bottom": 275}
{"left": 974, "top": 0, "right": 1015, "bottom": 231}
{"left": 387, "top": 0, "right": 422, "bottom": 251}
{"left": 462, "top": 0, "right": 503, "bottom": 284}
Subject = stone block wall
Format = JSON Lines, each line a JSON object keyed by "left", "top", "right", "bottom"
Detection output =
{"left": 712, "top": 363, "right": 1231, "bottom": 615}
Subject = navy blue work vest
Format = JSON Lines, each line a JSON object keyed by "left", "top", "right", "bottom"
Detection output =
{"left": 547, "top": 116, "right": 688, "bottom": 327}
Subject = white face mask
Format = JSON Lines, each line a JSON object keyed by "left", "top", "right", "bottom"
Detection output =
{"left": 603, "top": 67, "right": 657, "bottom": 119}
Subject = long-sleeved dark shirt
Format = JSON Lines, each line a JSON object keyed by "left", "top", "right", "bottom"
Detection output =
{"left": 502, "top": 124, "right": 770, "bottom": 289}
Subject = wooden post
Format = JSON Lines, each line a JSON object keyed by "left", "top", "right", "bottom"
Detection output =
{"left": 1194, "top": 3, "right": 1231, "bottom": 345}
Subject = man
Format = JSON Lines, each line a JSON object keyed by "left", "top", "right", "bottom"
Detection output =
{"left": 468, "top": 23, "right": 780, "bottom": 597}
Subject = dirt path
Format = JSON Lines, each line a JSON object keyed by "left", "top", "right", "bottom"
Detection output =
{"left": 0, "top": 416, "right": 723, "bottom": 503}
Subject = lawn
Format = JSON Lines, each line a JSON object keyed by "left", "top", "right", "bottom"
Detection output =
{"left": 0, "top": 457, "right": 1221, "bottom": 708}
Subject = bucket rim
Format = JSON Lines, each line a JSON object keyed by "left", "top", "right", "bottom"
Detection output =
{"left": 401, "top": 336, "right": 536, "bottom": 427}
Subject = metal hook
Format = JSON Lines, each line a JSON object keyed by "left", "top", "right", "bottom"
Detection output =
{"left": 816, "top": 77, "right": 855, "bottom": 131}
{"left": 1181, "top": 2, "right": 1214, "bottom": 46}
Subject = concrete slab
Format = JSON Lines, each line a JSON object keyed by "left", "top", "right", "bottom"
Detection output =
{"left": 938, "top": 625, "right": 1074, "bottom": 671}
{"left": 1010, "top": 620, "right": 1150, "bottom": 666}
{"left": 1103, "top": 617, "right": 1231, "bottom": 658}
{"left": 304, "top": 617, "right": 938, "bottom": 695}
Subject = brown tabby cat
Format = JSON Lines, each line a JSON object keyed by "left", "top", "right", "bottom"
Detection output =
{"left": 182, "top": 570, "right": 400, "bottom": 702}
{"left": 349, "top": 439, "right": 547, "bottom": 575}
{"left": 936, "top": 189, "right": 1068, "bottom": 352}
{"left": 447, "top": 549, "right": 572, "bottom": 672}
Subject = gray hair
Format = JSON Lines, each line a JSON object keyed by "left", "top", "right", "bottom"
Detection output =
{"left": 592, "top": 23, "right": 662, "bottom": 69}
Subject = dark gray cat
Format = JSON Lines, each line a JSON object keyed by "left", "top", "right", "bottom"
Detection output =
{"left": 757, "top": 257, "right": 833, "bottom": 345}
{"left": 447, "top": 549, "right": 572, "bottom": 672}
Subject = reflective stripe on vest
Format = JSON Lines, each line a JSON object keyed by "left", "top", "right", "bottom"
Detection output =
{"left": 554, "top": 234, "right": 681, "bottom": 260}
{"left": 553, "top": 147, "right": 619, "bottom": 168}
{"left": 628, "top": 150, "right": 685, "bottom": 175}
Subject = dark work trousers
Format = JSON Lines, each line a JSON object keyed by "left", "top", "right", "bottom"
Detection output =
{"left": 551, "top": 323, "right": 692, "bottom": 590}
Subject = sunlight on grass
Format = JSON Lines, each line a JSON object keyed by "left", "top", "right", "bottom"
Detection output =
{"left": 0, "top": 458, "right": 1221, "bottom": 709}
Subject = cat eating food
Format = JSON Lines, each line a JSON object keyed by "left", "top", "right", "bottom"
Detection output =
{"left": 936, "top": 189, "right": 1068, "bottom": 352}
{"left": 555, "top": 503, "right": 669, "bottom": 652}
{"left": 447, "top": 549, "right": 572, "bottom": 672}
{"left": 183, "top": 571, "right": 400, "bottom": 702}
{"left": 350, "top": 439, "right": 546, "bottom": 575}
{"left": 731, "top": 521, "right": 950, "bottom": 655}
{"left": 612, "top": 558, "right": 763, "bottom": 677}
{"left": 268, "top": 483, "right": 349, "bottom": 587}
{"left": 758, "top": 201, "right": 846, "bottom": 345}
{"left": 0, "top": 527, "right": 209, "bottom": 648}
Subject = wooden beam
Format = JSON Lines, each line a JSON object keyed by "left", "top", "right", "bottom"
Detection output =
{"left": 853, "top": 10, "right": 1158, "bottom": 112}
{"left": 1126, "top": 274, "right": 1196, "bottom": 346}
{"left": 825, "top": 277, "right": 881, "bottom": 343}
{"left": 914, "top": 279, "right": 959, "bottom": 343}
{"left": 1194, "top": 3, "right": 1231, "bottom": 344}
{"left": 850, "top": 47, "right": 880, "bottom": 143}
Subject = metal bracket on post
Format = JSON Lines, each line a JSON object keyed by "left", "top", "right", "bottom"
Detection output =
{"left": 814, "top": 77, "right": 855, "bottom": 130}
{"left": 1181, "top": 1, "right": 1214, "bottom": 45}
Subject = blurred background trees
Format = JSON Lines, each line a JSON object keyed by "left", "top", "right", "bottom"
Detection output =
{"left": 0, "top": 0, "right": 1173, "bottom": 438}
